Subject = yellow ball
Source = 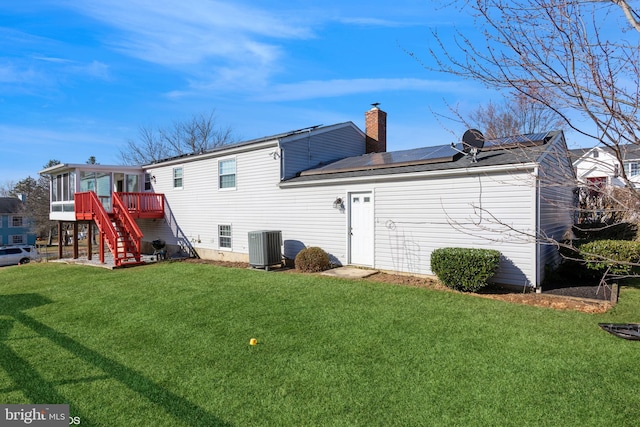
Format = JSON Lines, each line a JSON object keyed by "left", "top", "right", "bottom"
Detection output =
{"left": 249, "top": 338, "right": 258, "bottom": 346}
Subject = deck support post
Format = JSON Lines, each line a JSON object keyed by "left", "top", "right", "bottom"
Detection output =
{"left": 99, "top": 231, "right": 105, "bottom": 264}
{"left": 57, "top": 221, "right": 63, "bottom": 259}
{"left": 87, "top": 222, "right": 93, "bottom": 261}
{"left": 72, "top": 222, "right": 79, "bottom": 259}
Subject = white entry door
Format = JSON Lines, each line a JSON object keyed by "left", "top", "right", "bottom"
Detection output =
{"left": 349, "top": 192, "right": 374, "bottom": 266}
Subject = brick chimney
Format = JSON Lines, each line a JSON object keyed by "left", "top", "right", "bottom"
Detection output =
{"left": 365, "top": 104, "right": 387, "bottom": 153}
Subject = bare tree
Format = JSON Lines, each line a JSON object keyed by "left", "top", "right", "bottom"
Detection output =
{"left": 427, "top": 0, "right": 640, "bottom": 188}
{"left": 10, "top": 175, "right": 55, "bottom": 241}
{"left": 463, "top": 88, "right": 566, "bottom": 139}
{"left": 421, "top": 1, "right": 640, "bottom": 286}
{"left": 467, "top": 100, "right": 521, "bottom": 139}
{"left": 0, "top": 181, "right": 16, "bottom": 197}
{"left": 119, "top": 110, "right": 237, "bottom": 165}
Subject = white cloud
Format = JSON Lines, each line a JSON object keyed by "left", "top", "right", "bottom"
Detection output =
{"left": 336, "top": 17, "right": 408, "bottom": 27}
{"left": 65, "top": 0, "right": 312, "bottom": 67}
{"left": 0, "top": 124, "right": 119, "bottom": 148}
{"left": 32, "top": 56, "right": 74, "bottom": 64}
{"left": 0, "top": 62, "right": 50, "bottom": 91}
{"left": 69, "top": 60, "right": 111, "bottom": 81}
{"left": 255, "top": 78, "right": 474, "bottom": 102}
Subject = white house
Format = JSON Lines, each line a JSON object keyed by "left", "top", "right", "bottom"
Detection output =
{"left": 572, "top": 145, "right": 640, "bottom": 188}
{"left": 41, "top": 107, "right": 575, "bottom": 290}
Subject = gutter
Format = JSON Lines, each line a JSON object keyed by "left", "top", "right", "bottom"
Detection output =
{"left": 143, "top": 140, "right": 279, "bottom": 168}
{"left": 279, "top": 162, "right": 538, "bottom": 189}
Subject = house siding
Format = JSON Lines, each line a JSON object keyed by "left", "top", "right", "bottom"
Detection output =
{"left": 140, "top": 145, "right": 284, "bottom": 256}
{"left": 281, "top": 124, "right": 365, "bottom": 179}
{"left": 537, "top": 135, "right": 576, "bottom": 286}
{"left": 140, "top": 124, "right": 365, "bottom": 258}
{"left": 137, "top": 127, "right": 573, "bottom": 290}
{"left": 371, "top": 171, "right": 536, "bottom": 286}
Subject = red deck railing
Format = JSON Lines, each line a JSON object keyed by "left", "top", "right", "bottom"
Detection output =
{"left": 116, "top": 192, "right": 164, "bottom": 218}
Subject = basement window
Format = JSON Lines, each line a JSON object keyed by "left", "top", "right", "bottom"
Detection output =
{"left": 219, "top": 225, "right": 232, "bottom": 249}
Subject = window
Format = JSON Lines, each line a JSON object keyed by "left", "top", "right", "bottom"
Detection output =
{"left": 144, "top": 173, "right": 152, "bottom": 191}
{"left": 11, "top": 216, "right": 23, "bottom": 227}
{"left": 218, "top": 225, "right": 232, "bottom": 249}
{"left": 52, "top": 172, "right": 75, "bottom": 202}
{"left": 592, "top": 150, "right": 599, "bottom": 158}
{"left": 219, "top": 159, "right": 236, "bottom": 189}
{"left": 173, "top": 167, "right": 183, "bottom": 188}
{"left": 11, "top": 235, "right": 24, "bottom": 244}
{"left": 628, "top": 162, "right": 639, "bottom": 177}
{"left": 126, "top": 174, "right": 139, "bottom": 192}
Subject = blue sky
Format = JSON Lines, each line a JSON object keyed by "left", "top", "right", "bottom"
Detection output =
{"left": 0, "top": 0, "right": 581, "bottom": 184}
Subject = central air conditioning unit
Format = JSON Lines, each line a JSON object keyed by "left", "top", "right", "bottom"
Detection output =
{"left": 248, "top": 230, "right": 282, "bottom": 270}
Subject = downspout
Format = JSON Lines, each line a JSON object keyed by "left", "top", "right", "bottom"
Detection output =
{"left": 278, "top": 141, "right": 285, "bottom": 181}
{"left": 533, "top": 165, "right": 541, "bottom": 292}
{"left": 307, "top": 129, "right": 312, "bottom": 168}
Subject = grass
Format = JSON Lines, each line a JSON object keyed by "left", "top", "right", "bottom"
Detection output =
{"left": 0, "top": 262, "right": 639, "bottom": 426}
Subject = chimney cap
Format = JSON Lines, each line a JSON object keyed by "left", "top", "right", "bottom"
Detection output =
{"left": 370, "top": 102, "right": 380, "bottom": 109}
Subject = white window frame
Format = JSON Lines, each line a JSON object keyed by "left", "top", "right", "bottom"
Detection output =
{"left": 144, "top": 173, "right": 152, "bottom": 191}
{"left": 218, "top": 158, "right": 236, "bottom": 190}
{"left": 11, "top": 216, "right": 23, "bottom": 228}
{"left": 173, "top": 167, "right": 184, "bottom": 189}
{"left": 11, "top": 235, "right": 24, "bottom": 244}
{"left": 218, "top": 224, "right": 232, "bottom": 249}
{"left": 628, "top": 162, "right": 639, "bottom": 177}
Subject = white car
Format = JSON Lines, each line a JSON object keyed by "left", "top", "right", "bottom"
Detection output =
{"left": 0, "top": 245, "right": 39, "bottom": 267}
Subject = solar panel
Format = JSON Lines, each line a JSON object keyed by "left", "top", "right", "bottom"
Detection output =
{"left": 300, "top": 144, "right": 462, "bottom": 176}
{"left": 484, "top": 132, "right": 550, "bottom": 150}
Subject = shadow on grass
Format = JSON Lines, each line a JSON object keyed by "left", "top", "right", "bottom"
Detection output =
{"left": 0, "top": 294, "right": 232, "bottom": 427}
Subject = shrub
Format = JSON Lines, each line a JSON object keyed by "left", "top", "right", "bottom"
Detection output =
{"left": 577, "top": 239, "right": 640, "bottom": 275}
{"left": 295, "top": 247, "right": 331, "bottom": 272}
{"left": 430, "top": 247, "right": 501, "bottom": 292}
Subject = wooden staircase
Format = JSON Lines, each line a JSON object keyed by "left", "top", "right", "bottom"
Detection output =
{"left": 75, "top": 191, "right": 164, "bottom": 267}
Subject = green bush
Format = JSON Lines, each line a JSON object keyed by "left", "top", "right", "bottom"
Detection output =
{"left": 577, "top": 239, "right": 640, "bottom": 275}
{"left": 430, "top": 247, "right": 501, "bottom": 292}
{"left": 295, "top": 247, "right": 331, "bottom": 272}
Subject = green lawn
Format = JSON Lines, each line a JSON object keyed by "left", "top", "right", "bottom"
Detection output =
{"left": 0, "top": 262, "right": 639, "bottom": 426}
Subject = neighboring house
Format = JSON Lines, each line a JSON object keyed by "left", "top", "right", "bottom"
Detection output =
{"left": 0, "top": 196, "right": 36, "bottom": 246}
{"left": 571, "top": 144, "right": 640, "bottom": 188}
{"left": 40, "top": 107, "right": 575, "bottom": 290}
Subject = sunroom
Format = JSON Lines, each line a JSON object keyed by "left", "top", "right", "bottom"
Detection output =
{"left": 39, "top": 163, "right": 164, "bottom": 266}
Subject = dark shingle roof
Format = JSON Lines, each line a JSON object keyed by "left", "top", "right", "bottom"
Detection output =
{"left": 284, "top": 131, "right": 562, "bottom": 184}
{"left": 0, "top": 197, "right": 24, "bottom": 214}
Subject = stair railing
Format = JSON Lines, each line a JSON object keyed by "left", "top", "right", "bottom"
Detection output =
{"left": 112, "top": 193, "right": 143, "bottom": 261}
{"left": 75, "top": 191, "right": 119, "bottom": 260}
